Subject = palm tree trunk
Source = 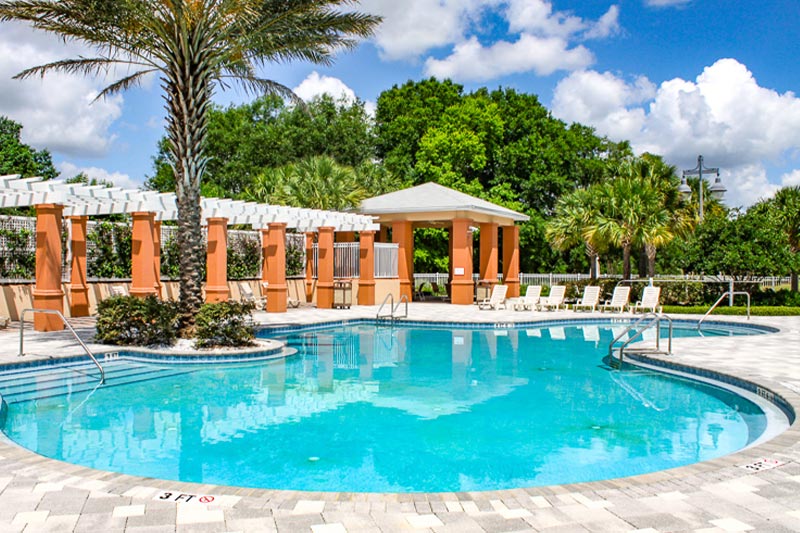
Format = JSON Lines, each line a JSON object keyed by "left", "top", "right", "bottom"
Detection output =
{"left": 645, "top": 243, "right": 657, "bottom": 277}
{"left": 622, "top": 244, "right": 631, "bottom": 280}
{"left": 164, "top": 30, "right": 214, "bottom": 334}
{"left": 585, "top": 243, "right": 598, "bottom": 279}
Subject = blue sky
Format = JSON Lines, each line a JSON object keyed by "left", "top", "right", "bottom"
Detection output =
{"left": 1, "top": 0, "right": 799, "bottom": 208}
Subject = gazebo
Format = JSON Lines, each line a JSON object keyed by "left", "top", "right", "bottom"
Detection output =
{"left": 0, "top": 175, "right": 380, "bottom": 331}
{"left": 360, "top": 182, "right": 529, "bottom": 304}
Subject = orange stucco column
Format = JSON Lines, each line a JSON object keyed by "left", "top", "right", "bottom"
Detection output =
{"left": 450, "top": 218, "right": 474, "bottom": 305}
{"left": 265, "top": 222, "right": 287, "bottom": 313}
{"left": 205, "top": 217, "right": 229, "bottom": 303}
{"left": 305, "top": 232, "right": 314, "bottom": 301}
{"left": 33, "top": 204, "right": 65, "bottom": 331}
{"left": 502, "top": 225, "right": 520, "bottom": 298}
{"left": 130, "top": 212, "right": 158, "bottom": 298}
{"left": 317, "top": 226, "right": 335, "bottom": 309}
{"left": 68, "top": 216, "right": 89, "bottom": 318}
{"left": 479, "top": 223, "right": 499, "bottom": 287}
{"left": 393, "top": 221, "right": 414, "bottom": 301}
{"left": 379, "top": 225, "right": 389, "bottom": 244}
{"left": 153, "top": 221, "right": 162, "bottom": 297}
{"left": 358, "top": 230, "right": 376, "bottom": 305}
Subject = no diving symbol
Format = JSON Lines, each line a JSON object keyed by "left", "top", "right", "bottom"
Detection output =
{"left": 199, "top": 496, "right": 215, "bottom": 504}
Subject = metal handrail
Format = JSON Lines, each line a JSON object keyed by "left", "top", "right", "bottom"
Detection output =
{"left": 19, "top": 308, "right": 105, "bottom": 384}
{"left": 392, "top": 294, "right": 409, "bottom": 319}
{"left": 376, "top": 293, "right": 394, "bottom": 320}
{"left": 698, "top": 291, "right": 750, "bottom": 329}
{"left": 608, "top": 312, "right": 673, "bottom": 367}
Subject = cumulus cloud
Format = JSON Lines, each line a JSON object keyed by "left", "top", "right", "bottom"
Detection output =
{"left": 780, "top": 170, "right": 800, "bottom": 187}
{"left": 360, "top": 1, "right": 618, "bottom": 82}
{"left": 551, "top": 59, "right": 800, "bottom": 206}
{"left": 58, "top": 162, "right": 141, "bottom": 190}
{"left": 425, "top": 34, "right": 592, "bottom": 81}
{"left": 0, "top": 23, "right": 123, "bottom": 158}
{"left": 293, "top": 72, "right": 357, "bottom": 103}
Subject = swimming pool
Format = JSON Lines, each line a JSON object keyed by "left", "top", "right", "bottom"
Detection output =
{"left": 0, "top": 320, "right": 788, "bottom": 493}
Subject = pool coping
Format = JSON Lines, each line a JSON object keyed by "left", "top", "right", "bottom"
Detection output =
{"left": 0, "top": 313, "right": 798, "bottom": 508}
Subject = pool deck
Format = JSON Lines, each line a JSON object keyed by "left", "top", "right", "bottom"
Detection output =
{"left": 0, "top": 304, "right": 798, "bottom": 533}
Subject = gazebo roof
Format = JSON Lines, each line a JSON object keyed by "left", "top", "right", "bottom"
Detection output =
{"left": 0, "top": 175, "right": 378, "bottom": 232}
{"left": 359, "top": 182, "right": 529, "bottom": 225}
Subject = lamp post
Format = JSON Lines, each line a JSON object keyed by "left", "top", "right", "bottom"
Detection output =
{"left": 678, "top": 155, "right": 726, "bottom": 220}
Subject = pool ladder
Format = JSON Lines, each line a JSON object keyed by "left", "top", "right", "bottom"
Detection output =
{"left": 18, "top": 308, "right": 105, "bottom": 384}
{"left": 608, "top": 312, "right": 673, "bottom": 368}
{"left": 377, "top": 293, "right": 409, "bottom": 321}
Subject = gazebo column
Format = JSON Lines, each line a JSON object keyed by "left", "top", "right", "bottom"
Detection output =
{"left": 130, "top": 212, "right": 158, "bottom": 298}
{"left": 68, "top": 216, "right": 89, "bottom": 318}
{"left": 317, "top": 226, "right": 335, "bottom": 309}
{"left": 33, "top": 204, "right": 64, "bottom": 331}
{"left": 502, "top": 225, "right": 520, "bottom": 298}
{"left": 260, "top": 228, "right": 269, "bottom": 300}
{"left": 305, "top": 232, "right": 314, "bottom": 302}
{"left": 393, "top": 221, "right": 414, "bottom": 301}
{"left": 450, "top": 218, "right": 474, "bottom": 305}
{"left": 479, "top": 222, "right": 499, "bottom": 288}
{"left": 265, "top": 222, "right": 287, "bottom": 313}
{"left": 153, "top": 221, "right": 162, "bottom": 297}
{"left": 205, "top": 217, "right": 229, "bottom": 303}
{"left": 358, "top": 230, "right": 376, "bottom": 305}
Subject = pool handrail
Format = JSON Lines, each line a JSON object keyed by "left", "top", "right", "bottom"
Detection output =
{"left": 18, "top": 308, "right": 105, "bottom": 384}
{"left": 608, "top": 312, "right": 673, "bottom": 367}
{"left": 698, "top": 291, "right": 750, "bottom": 329}
{"left": 377, "top": 293, "right": 409, "bottom": 321}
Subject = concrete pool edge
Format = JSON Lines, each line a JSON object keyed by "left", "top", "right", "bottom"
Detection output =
{"left": 0, "top": 313, "right": 797, "bottom": 507}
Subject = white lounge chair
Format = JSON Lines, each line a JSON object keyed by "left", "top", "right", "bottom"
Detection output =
{"left": 478, "top": 284, "right": 508, "bottom": 310}
{"left": 573, "top": 286, "right": 601, "bottom": 312}
{"left": 537, "top": 285, "right": 566, "bottom": 311}
{"left": 599, "top": 286, "right": 631, "bottom": 313}
{"left": 629, "top": 286, "right": 662, "bottom": 314}
{"left": 240, "top": 283, "right": 266, "bottom": 310}
{"left": 512, "top": 285, "right": 542, "bottom": 311}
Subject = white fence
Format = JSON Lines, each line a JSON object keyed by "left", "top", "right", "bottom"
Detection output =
{"left": 311, "top": 242, "right": 399, "bottom": 279}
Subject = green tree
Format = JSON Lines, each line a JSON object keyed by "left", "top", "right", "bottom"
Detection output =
{"left": 1, "top": 0, "right": 379, "bottom": 331}
{"left": 756, "top": 186, "right": 800, "bottom": 291}
{"left": 546, "top": 188, "right": 606, "bottom": 278}
{"left": 0, "top": 116, "right": 57, "bottom": 179}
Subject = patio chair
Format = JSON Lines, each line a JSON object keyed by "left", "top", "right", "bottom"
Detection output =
{"left": 240, "top": 283, "right": 266, "bottom": 310}
{"left": 512, "top": 285, "right": 542, "bottom": 311}
{"left": 537, "top": 285, "right": 566, "bottom": 311}
{"left": 629, "top": 286, "right": 662, "bottom": 314}
{"left": 599, "top": 286, "right": 630, "bottom": 313}
{"left": 572, "top": 286, "right": 601, "bottom": 312}
{"left": 477, "top": 284, "right": 508, "bottom": 310}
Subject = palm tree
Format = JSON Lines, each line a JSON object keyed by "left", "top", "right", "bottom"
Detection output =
{"left": 770, "top": 186, "right": 800, "bottom": 291}
{"left": 546, "top": 188, "right": 605, "bottom": 278}
{"left": 0, "top": 0, "right": 379, "bottom": 330}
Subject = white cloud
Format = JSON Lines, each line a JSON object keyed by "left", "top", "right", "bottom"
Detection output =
{"left": 356, "top": 0, "right": 493, "bottom": 61}
{"left": 505, "top": 0, "right": 585, "bottom": 38}
{"left": 58, "top": 162, "right": 141, "bottom": 190}
{"left": 551, "top": 59, "right": 800, "bottom": 206}
{"left": 293, "top": 72, "right": 357, "bottom": 103}
{"left": 584, "top": 5, "right": 621, "bottom": 40}
{"left": 780, "top": 170, "right": 800, "bottom": 187}
{"left": 645, "top": 0, "right": 691, "bottom": 6}
{"left": 0, "top": 23, "right": 124, "bottom": 158}
{"left": 424, "top": 34, "right": 593, "bottom": 81}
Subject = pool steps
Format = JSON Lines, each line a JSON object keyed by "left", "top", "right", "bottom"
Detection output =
{"left": 0, "top": 359, "right": 191, "bottom": 404}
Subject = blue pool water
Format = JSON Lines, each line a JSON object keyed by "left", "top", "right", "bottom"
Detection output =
{"left": 0, "top": 321, "right": 779, "bottom": 492}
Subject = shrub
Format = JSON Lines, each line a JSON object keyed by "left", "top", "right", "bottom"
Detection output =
{"left": 662, "top": 305, "right": 800, "bottom": 316}
{"left": 87, "top": 221, "right": 132, "bottom": 278}
{"left": 95, "top": 295, "right": 179, "bottom": 346}
{"left": 194, "top": 301, "right": 256, "bottom": 349}
{"left": 286, "top": 237, "right": 305, "bottom": 277}
{"left": 227, "top": 234, "right": 261, "bottom": 279}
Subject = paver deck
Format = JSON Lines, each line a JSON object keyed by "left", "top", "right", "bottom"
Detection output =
{"left": 0, "top": 303, "right": 798, "bottom": 532}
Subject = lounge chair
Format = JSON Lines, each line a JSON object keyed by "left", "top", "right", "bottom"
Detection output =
{"left": 599, "top": 286, "right": 631, "bottom": 313}
{"left": 629, "top": 286, "right": 662, "bottom": 314}
{"left": 110, "top": 285, "right": 128, "bottom": 297}
{"left": 512, "top": 285, "right": 542, "bottom": 311}
{"left": 572, "top": 286, "right": 601, "bottom": 312}
{"left": 537, "top": 285, "right": 566, "bottom": 311}
{"left": 240, "top": 283, "right": 266, "bottom": 310}
{"left": 477, "top": 284, "right": 508, "bottom": 310}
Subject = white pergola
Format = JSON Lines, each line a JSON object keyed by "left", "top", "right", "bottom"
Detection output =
{"left": 0, "top": 174, "right": 379, "bottom": 232}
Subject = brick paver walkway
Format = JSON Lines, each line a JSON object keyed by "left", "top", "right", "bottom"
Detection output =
{"left": 0, "top": 304, "right": 797, "bottom": 532}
